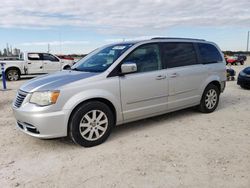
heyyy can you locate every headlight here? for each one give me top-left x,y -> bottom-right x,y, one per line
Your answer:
30,91 -> 60,106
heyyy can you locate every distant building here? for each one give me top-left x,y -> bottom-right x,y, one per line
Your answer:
0,44 -> 21,57
13,48 -> 21,56
3,48 -> 7,56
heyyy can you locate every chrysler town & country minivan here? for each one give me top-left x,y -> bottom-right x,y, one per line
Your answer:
12,38 -> 226,147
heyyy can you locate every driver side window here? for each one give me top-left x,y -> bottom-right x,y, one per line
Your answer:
123,44 -> 162,73
42,54 -> 59,62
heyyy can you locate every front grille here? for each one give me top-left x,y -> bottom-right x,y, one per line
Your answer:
14,90 -> 28,108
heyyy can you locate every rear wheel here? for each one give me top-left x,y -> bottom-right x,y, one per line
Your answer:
69,101 -> 114,147
6,69 -> 20,81
198,84 -> 220,113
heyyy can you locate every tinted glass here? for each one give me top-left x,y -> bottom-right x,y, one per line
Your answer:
72,43 -> 134,72
123,44 -> 162,73
162,43 -> 197,68
198,43 -> 222,64
43,54 -> 59,62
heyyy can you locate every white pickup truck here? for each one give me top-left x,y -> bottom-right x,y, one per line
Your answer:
0,52 -> 74,81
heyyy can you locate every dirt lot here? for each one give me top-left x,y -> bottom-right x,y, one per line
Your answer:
0,61 -> 250,188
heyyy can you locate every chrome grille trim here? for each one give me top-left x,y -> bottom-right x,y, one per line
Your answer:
14,90 -> 28,108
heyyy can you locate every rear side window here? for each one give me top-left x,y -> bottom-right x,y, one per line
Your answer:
162,42 -> 197,68
28,53 -> 42,61
198,43 -> 222,64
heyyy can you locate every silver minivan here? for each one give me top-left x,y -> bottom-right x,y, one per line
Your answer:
13,38 -> 226,147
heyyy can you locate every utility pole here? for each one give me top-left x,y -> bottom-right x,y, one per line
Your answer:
47,43 -> 50,53
247,31 -> 250,52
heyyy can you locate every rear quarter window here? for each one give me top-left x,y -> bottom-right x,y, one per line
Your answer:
198,43 -> 222,64
162,42 -> 197,68
28,53 -> 42,61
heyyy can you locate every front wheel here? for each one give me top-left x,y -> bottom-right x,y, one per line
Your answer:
6,69 -> 20,81
69,101 -> 114,147
198,84 -> 220,113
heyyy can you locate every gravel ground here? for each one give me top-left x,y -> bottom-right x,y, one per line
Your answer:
0,61 -> 249,188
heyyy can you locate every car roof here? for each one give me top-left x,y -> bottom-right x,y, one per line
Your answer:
110,37 -> 209,46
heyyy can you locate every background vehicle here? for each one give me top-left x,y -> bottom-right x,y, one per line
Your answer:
235,54 -> 247,61
13,38 -> 226,147
234,54 -> 246,65
226,67 -> 236,81
237,67 -> 250,89
225,55 -> 238,65
225,55 -> 246,65
56,55 -> 75,63
0,52 -> 73,81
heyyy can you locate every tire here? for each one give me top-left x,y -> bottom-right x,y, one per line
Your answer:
69,101 -> 114,147
198,84 -> 220,113
6,69 -> 20,81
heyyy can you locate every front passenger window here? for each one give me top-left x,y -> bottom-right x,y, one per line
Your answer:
123,44 -> 162,73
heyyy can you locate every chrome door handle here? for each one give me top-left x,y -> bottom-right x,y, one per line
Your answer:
156,75 -> 166,80
170,73 -> 178,78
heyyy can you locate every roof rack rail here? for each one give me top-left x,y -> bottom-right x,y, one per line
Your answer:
151,37 -> 206,41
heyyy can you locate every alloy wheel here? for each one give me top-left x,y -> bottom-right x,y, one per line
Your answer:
79,110 -> 108,141
205,89 -> 218,109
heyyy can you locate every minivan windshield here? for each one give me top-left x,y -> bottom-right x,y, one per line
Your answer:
72,43 -> 134,72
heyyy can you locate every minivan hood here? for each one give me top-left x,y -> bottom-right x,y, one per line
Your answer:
20,70 -> 99,92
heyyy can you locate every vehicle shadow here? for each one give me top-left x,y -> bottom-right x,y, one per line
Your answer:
110,107 -> 197,140
19,76 -> 36,80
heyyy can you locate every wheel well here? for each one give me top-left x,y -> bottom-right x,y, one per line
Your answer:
63,65 -> 71,70
5,67 -> 21,75
208,81 -> 221,92
67,98 -> 117,135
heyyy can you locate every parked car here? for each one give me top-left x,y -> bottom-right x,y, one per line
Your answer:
12,38 -> 226,147
57,55 -> 75,62
235,54 -> 247,61
0,52 -> 74,81
234,54 -> 246,65
237,67 -> 250,89
225,56 -> 238,65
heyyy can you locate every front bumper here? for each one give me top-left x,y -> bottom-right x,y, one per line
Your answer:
13,105 -> 70,139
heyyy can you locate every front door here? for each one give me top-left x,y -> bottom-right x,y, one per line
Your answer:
26,53 -> 44,74
120,43 -> 168,120
42,53 -> 61,73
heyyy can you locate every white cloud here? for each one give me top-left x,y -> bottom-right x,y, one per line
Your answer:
0,0 -> 249,35
20,40 -> 89,46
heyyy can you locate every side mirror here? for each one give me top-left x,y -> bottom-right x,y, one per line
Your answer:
121,62 -> 137,74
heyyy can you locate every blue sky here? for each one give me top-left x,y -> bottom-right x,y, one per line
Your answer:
0,0 -> 249,54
